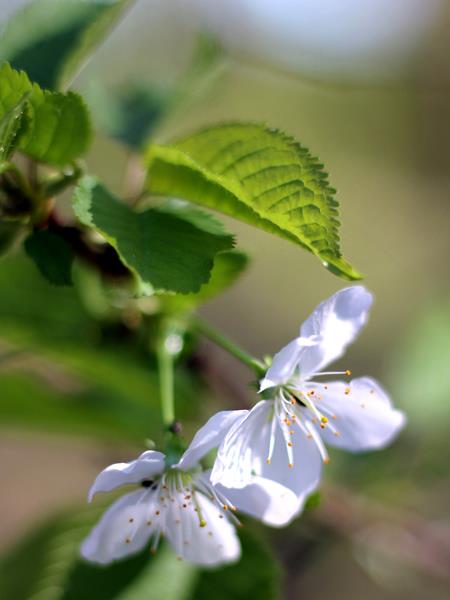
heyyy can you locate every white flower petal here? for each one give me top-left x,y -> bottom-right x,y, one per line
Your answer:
211,400 -> 322,523
260,337 -> 319,390
215,477 -> 302,527
88,451 -> 165,502
81,489 -> 154,564
211,401 -> 272,488
299,286 -> 373,378
176,410 -> 248,472
259,419 -> 322,504
164,489 -> 241,566
315,377 -> 406,451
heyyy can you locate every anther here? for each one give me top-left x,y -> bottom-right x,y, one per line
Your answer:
199,519 -> 207,528
288,463 -> 294,469
266,459 -> 271,464
288,442 -> 293,447
146,520 -> 152,526
155,510 -> 160,516
125,538 -> 131,544
128,518 -> 134,523
321,416 -> 328,424
345,369 -> 352,376
344,388 -> 350,395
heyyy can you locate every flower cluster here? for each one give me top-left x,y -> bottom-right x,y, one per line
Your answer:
81,286 -> 405,566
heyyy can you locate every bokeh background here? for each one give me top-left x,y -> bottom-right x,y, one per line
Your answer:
0,1 -> 449,599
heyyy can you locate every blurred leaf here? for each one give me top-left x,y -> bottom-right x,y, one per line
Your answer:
0,63 -> 92,166
0,0 -> 133,91
389,299 -> 450,433
0,503 -> 279,600
146,122 -> 360,281
24,229 -> 74,286
0,221 -> 22,256
73,176 -> 234,294
162,250 -> 248,314
191,527 -> 280,600
87,81 -> 172,149
0,253 -> 202,441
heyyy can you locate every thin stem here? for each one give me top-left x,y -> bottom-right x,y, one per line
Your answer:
191,316 -> 266,376
156,336 -> 175,428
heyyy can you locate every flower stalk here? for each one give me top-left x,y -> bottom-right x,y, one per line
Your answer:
191,316 -> 266,376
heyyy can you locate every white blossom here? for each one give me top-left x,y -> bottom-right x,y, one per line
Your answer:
211,287 -> 405,520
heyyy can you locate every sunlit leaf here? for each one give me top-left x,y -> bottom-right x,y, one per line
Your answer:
146,122 -> 361,280
73,176 -> 234,295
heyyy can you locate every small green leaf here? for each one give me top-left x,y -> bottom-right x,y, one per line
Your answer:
0,62 -> 92,165
73,176 -> 234,295
24,229 -> 74,286
162,250 -> 249,314
146,122 -> 361,281
18,85 -> 92,166
0,0 -> 133,91
0,63 -> 30,159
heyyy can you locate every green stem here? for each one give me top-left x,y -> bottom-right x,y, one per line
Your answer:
156,336 -> 175,428
191,316 -> 266,376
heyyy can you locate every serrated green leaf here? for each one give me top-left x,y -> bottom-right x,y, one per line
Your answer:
73,176 -> 234,295
0,62 -> 30,159
146,122 -> 361,281
0,0 -> 133,91
0,62 -> 92,165
24,229 -> 74,286
19,85 -> 91,166
162,250 -> 249,314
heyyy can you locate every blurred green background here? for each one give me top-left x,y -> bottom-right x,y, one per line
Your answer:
0,1 -> 449,599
